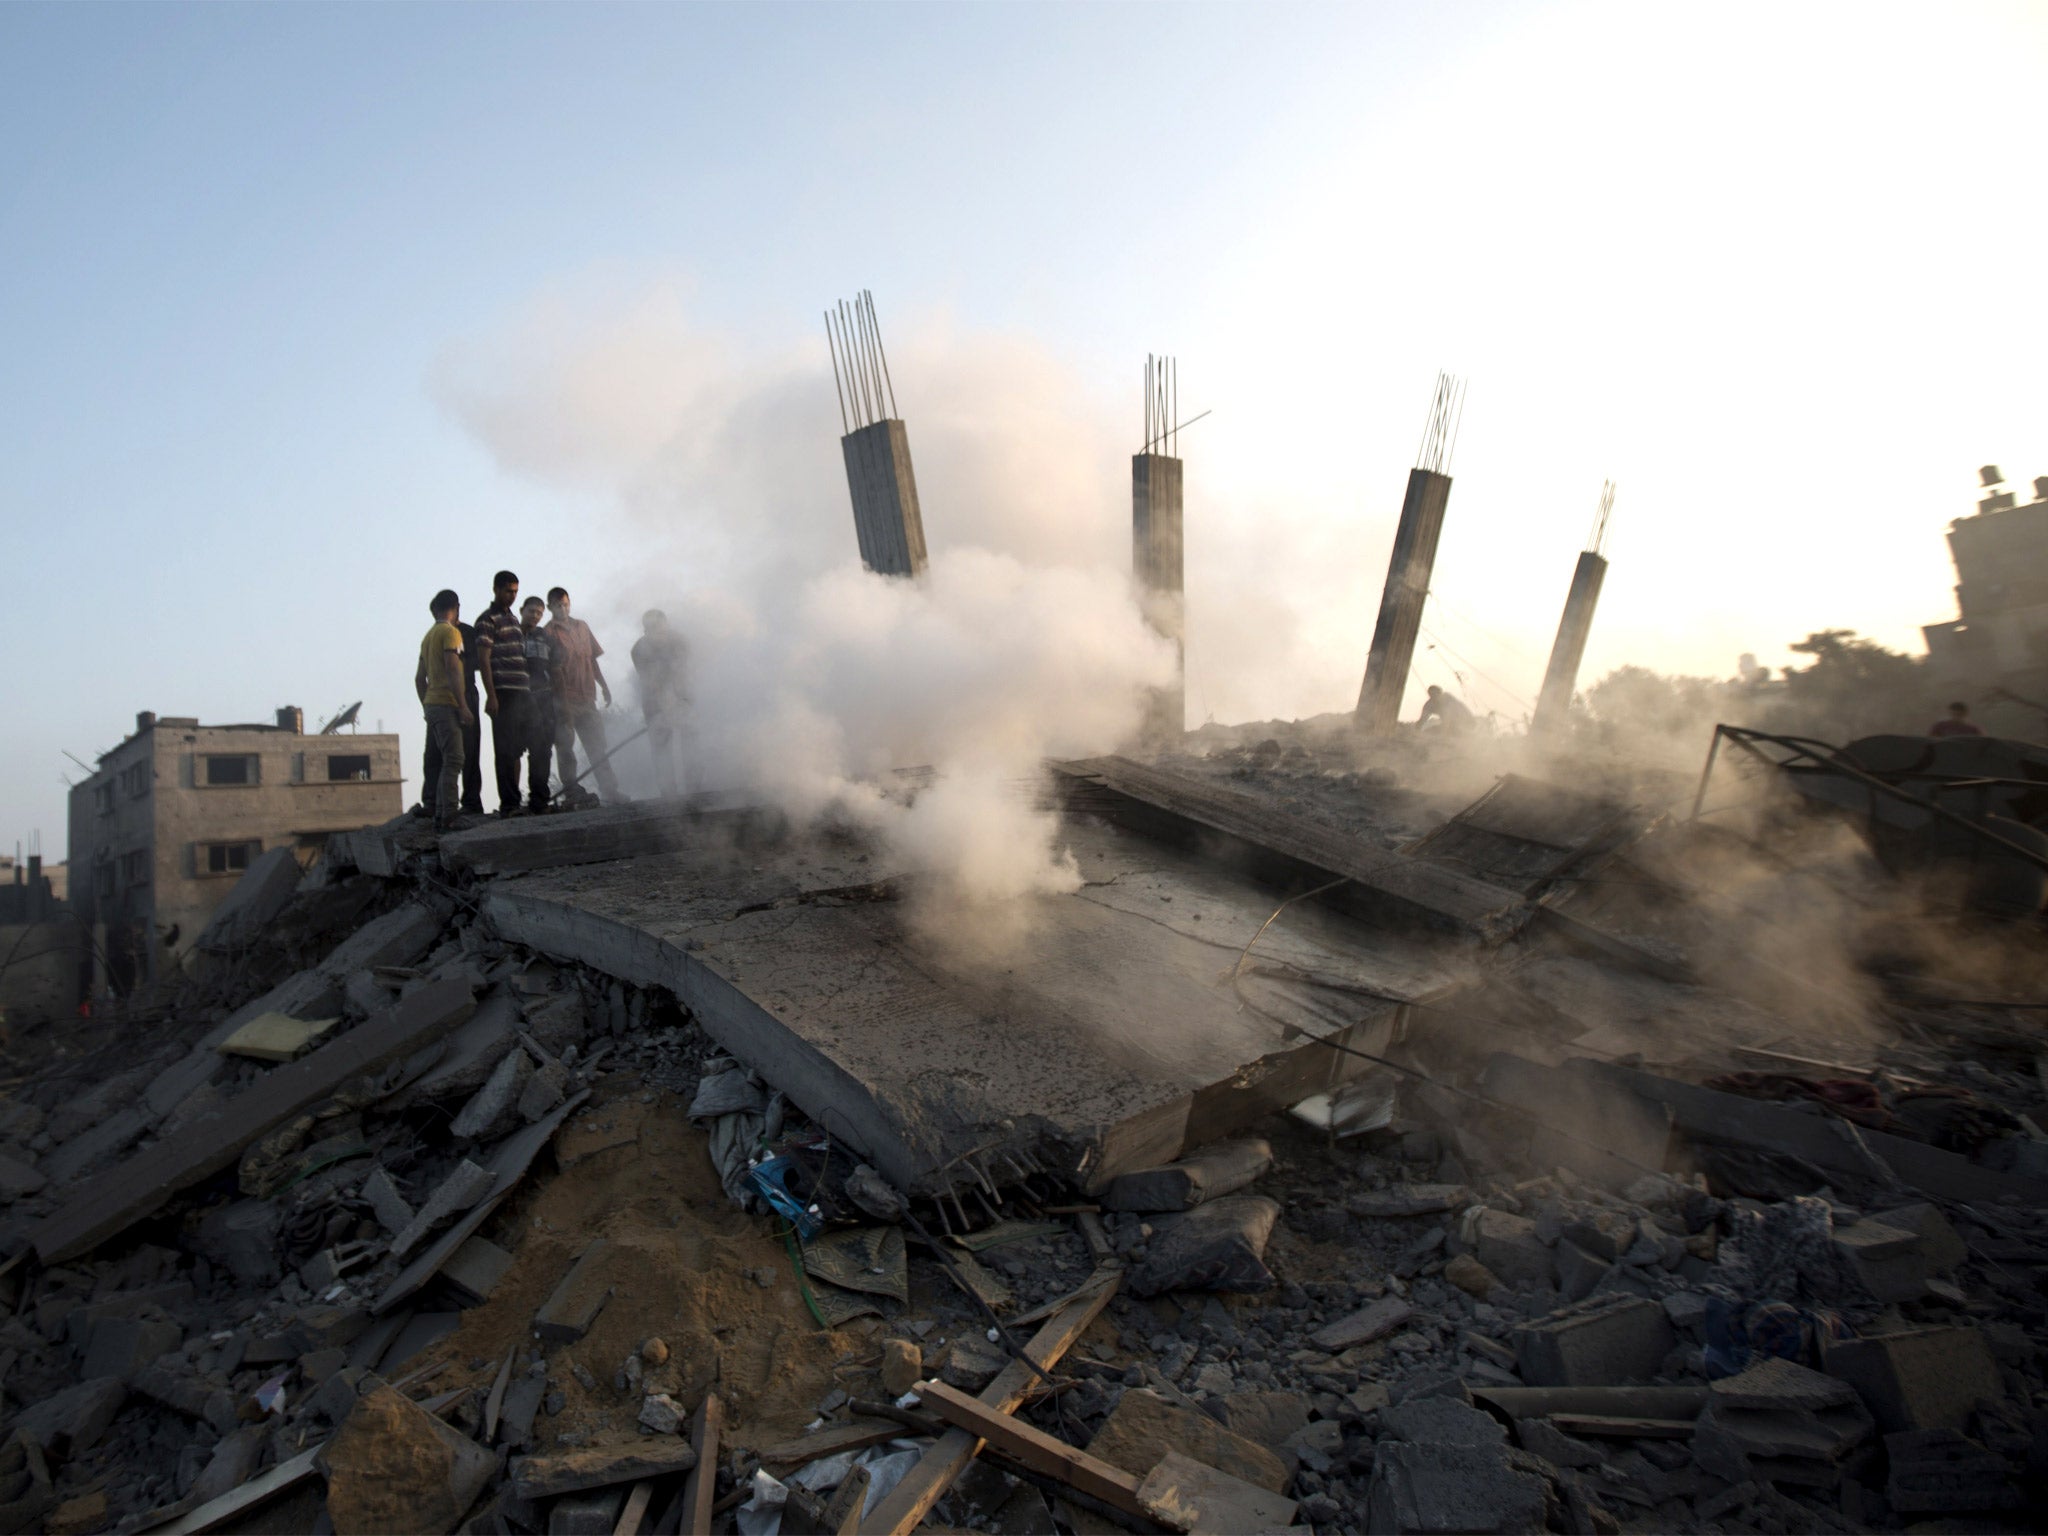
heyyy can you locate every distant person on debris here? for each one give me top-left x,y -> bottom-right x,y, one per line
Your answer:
1930,701 -> 1984,738
475,570 -> 533,816
415,589 -> 474,833
519,595 -> 557,813
1417,684 -> 1475,733
546,586 -> 623,806
631,609 -> 689,798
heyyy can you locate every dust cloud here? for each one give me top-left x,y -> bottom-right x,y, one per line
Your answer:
434,287 -> 1177,949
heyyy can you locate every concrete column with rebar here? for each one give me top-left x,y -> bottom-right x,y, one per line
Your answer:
1133,450 -> 1185,741
828,290 -> 928,578
843,420 -> 928,577
1532,550 -> 1609,734
1356,467 -> 1454,732
1357,375 -> 1465,734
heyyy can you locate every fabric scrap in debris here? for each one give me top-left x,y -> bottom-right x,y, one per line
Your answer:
800,1225 -> 908,1303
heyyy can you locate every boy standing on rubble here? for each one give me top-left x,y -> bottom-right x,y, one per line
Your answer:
415,589 -> 475,833
631,608 -> 689,798
546,586 -> 624,807
474,570 -> 534,816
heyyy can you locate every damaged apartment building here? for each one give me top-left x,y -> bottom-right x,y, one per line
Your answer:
67,707 -> 401,996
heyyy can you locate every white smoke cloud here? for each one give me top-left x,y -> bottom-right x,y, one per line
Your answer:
433,285 -> 1178,944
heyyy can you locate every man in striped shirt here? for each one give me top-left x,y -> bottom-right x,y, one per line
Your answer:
474,569 -> 533,816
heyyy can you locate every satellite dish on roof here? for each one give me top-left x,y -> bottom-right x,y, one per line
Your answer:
318,702 -> 362,735
1980,465 -> 2005,488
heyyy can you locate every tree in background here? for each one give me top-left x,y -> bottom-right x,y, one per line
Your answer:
1577,629 -> 1927,760
1773,629 -> 1925,742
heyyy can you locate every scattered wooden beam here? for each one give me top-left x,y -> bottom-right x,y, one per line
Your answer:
512,1440 -> 698,1501
143,1447 -> 322,1535
612,1478 -> 656,1536
915,1380 -> 1151,1522
679,1392 -> 724,1536
858,1269 -> 1120,1536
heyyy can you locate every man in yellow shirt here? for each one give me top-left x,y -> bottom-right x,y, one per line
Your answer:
415,589 -> 477,832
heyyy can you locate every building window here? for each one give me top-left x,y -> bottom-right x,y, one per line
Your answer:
201,841 -> 262,875
120,762 -> 150,798
203,754 -> 259,786
326,754 -> 373,782
121,849 -> 150,886
96,864 -> 115,900
93,783 -> 115,815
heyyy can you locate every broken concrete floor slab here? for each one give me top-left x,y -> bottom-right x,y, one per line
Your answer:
33,977 -> 479,1263
482,813 -> 1463,1196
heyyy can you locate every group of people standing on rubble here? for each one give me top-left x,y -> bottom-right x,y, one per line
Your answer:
413,572 -> 688,833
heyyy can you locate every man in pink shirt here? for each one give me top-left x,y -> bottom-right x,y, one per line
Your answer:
545,587 -> 625,805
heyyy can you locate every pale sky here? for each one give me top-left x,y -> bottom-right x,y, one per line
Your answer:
5,1 -> 2045,849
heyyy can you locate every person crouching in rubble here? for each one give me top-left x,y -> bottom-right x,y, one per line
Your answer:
1417,683 -> 1476,733
416,589 -> 475,833
1930,700 -> 1984,738
546,586 -> 624,807
631,608 -> 689,798
519,595 -> 557,814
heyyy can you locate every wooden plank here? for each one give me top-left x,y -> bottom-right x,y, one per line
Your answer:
144,1447 -> 322,1535
858,1269 -> 1119,1536
915,1380 -> 1150,1520
512,1440 -> 699,1500
823,1466 -> 871,1536
1051,756 -> 1525,942
758,1419 -> 904,1465
612,1478 -> 655,1536
35,980 -> 477,1263
483,1346 -> 516,1443
679,1391 -> 723,1536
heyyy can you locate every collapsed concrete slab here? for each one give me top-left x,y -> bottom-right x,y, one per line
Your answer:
191,846 -> 302,955
33,978 -> 477,1264
438,795 -> 768,876
482,812 -> 1463,1196
1053,756 -> 1528,944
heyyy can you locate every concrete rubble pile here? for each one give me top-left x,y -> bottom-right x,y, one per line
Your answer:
0,747 -> 2045,1536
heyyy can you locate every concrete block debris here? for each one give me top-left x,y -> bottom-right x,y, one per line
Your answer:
1883,1428 -> 2023,1514
1515,1295 -> 1674,1388
1127,1195 -> 1280,1296
1087,1387 -> 1291,1493
389,1157 -> 495,1259
533,1239 -> 612,1344
1823,1325 -> 2003,1432
318,1384 -> 496,1535
1102,1137 -> 1273,1213
1698,1357 -> 1873,1486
